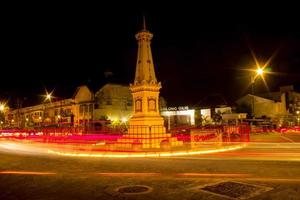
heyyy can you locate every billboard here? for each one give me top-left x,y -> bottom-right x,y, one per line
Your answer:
190,129 -> 222,148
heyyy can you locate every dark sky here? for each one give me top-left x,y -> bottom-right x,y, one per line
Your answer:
1,2 -> 300,108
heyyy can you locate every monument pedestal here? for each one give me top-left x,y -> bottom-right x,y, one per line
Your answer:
117,125 -> 182,149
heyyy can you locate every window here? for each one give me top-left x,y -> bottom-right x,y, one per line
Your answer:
65,109 -> 72,115
148,98 -> 156,112
106,97 -> 112,105
89,104 -> 93,113
135,99 -> 142,112
84,105 -> 88,113
79,105 -> 84,114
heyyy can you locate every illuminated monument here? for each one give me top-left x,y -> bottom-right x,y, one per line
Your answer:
128,18 -> 165,133
118,18 -> 181,149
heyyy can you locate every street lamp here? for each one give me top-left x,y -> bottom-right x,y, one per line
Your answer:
43,90 -> 54,127
45,93 -> 52,102
0,104 -> 4,128
0,104 -> 4,111
0,103 -> 8,128
251,67 -> 264,118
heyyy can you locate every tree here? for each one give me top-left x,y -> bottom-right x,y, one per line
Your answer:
194,108 -> 202,126
212,111 -> 222,124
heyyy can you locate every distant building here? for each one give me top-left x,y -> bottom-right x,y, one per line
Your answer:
4,85 -> 94,129
93,83 -> 167,125
160,105 -> 236,129
235,85 -> 300,127
259,85 -> 300,115
236,94 -> 287,119
94,83 -> 132,123
161,106 -> 195,130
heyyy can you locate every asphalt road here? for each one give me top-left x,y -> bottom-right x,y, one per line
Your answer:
0,133 -> 300,200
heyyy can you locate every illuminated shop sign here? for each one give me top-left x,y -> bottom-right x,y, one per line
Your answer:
162,106 -> 189,111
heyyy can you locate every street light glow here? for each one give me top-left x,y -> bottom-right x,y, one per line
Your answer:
46,94 -> 51,100
44,90 -> 54,102
0,104 -> 4,111
257,68 -> 264,75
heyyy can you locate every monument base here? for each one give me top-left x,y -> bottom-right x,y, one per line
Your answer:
116,124 -> 183,149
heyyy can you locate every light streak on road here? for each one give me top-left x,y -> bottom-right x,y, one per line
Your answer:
0,141 -> 49,155
0,171 -> 56,175
95,172 -> 161,177
175,173 -> 251,177
47,144 -> 247,158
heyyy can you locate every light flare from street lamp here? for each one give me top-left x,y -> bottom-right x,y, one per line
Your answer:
43,89 -> 54,102
257,68 -> 264,75
46,94 -> 51,100
0,104 -> 4,111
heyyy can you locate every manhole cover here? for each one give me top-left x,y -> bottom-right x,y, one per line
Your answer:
196,181 -> 272,199
116,185 -> 152,195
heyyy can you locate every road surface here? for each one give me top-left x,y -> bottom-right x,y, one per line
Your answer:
0,133 -> 300,200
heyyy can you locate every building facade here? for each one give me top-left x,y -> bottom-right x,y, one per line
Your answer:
236,94 -> 287,119
94,83 -> 132,123
4,85 -> 94,129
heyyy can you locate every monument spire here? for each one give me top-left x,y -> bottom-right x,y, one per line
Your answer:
122,19 -> 182,149
134,17 -> 157,84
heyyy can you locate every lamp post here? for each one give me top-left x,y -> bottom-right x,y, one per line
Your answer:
0,103 -> 5,128
43,91 -> 53,127
251,68 -> 264,119
0,103 -> 9,128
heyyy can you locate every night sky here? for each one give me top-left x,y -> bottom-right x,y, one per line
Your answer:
1,3 -> 300,108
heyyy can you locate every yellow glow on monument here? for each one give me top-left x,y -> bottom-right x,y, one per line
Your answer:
121,117 -> 127,123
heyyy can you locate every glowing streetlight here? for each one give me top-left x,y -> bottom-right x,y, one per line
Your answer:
43,89 -> 54,103
45,93 -> 52,102
250,67 -> 265,119
0,104 -> 4,111
256,68 -> 264,76
43,89 -> 54,125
